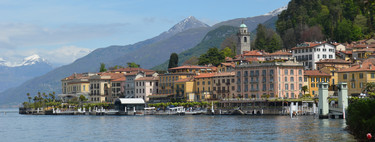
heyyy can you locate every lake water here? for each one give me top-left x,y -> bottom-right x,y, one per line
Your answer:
0,109 -> 355,142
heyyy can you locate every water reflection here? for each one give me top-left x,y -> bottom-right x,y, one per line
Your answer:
0,111 -> 355,142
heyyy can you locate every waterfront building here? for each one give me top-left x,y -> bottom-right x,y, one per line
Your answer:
89,73 -> 124,102
303,70 -> 332,97
265,50 -> 292,61
134,76 -> 159,102
60,73 -> 96,101
194,73 -> 215,101
235,60 -> 304,99
236,22 -> 251,55
315,59 -> 351,90
109,76 -> 125,102
338,58 -> 375,96
157,72 -> 195,95
124,71 -> 158,98
212,72 -> 236,100
292,42 -> 336,70
242,50 -> 267,61
114,98 -> 145,112
217,62 -> 235,72
174,77 -> 195,101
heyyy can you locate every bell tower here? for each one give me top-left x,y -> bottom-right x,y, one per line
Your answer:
236,21 -> 251,55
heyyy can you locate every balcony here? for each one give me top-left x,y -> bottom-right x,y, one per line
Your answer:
216,83 -> 221,86
225,82 -> 230,86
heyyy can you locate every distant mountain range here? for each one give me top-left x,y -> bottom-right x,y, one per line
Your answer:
0,7 -> 285,106
0,55 -> 52,92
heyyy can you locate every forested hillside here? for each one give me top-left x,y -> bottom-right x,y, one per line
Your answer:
277,0 -> 375,48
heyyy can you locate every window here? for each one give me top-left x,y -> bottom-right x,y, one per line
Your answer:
270,84 -> 274,90
360,73 -> 363,79
197,82 -> 200,85
317,54 -> 320,59
244,37 -> 247,42
285,84 -> 289,90
372,73 -> 375,78
285,77 -> 287,82
360,82 -> 363,88
299,84 -> 302,90
290,70 -> 294,75
309,55 -> 312,60
343,74 -> 347,79
311,83 -> 315,87
299,70 -> 302,75
202,81 -> 205,85
329,55 -> 333,58
312,77 -> 315,82
285,70 -> 288,75
291,84 -> 294,90
290,77 -> 294,82
352,82 -> 355,88
208,81 -> 211,85
262,84 -> 266,91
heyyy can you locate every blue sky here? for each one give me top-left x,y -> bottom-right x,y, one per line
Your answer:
0,0 -> 290,66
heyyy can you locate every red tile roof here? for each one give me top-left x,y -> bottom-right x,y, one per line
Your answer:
291,42 -> 328,50
243,50 -> 263,56
340,51 -> 352,54
175,77 -> 194,82
267,50 -> 292,56
169,65 -> 211,70
304,70 -> 330,76
110,67 -> 154,73
220,62 -> 235,68
356,48 -> 375,52
338,58 -> 375,72
111,77 -> 126,82
194,73 -> 215,79
353,44 -> 375,49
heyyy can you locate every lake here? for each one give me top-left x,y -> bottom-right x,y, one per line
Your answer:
0,109 -> 355,142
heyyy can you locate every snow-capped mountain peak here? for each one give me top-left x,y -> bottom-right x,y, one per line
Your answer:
166,16 -> 210,34
264,6 -> 287,16
21,54 -> 48,66
0,54 -> 49,67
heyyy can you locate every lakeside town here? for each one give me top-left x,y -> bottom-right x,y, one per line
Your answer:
20,23 -> 374,117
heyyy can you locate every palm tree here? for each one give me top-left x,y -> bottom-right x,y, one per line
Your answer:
301,85 -> 309,95
27,93 -> 31,103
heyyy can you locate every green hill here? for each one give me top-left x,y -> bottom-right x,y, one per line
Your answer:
152,25 -> 238,71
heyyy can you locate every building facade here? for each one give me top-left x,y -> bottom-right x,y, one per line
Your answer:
338,59 -> 375,96
304,70 -> 332,97
194,73 -> 214,101
135,76 -> 159,102
292,42 -> 336,70
235,60 -> 304,99
212,72 -> 236,100
89,73 -> 124,102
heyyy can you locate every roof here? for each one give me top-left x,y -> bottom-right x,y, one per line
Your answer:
353,44 -> 375,49
225,57 -> 233,62
291,42 -> 330,50
240,23 -> 247,28
243,50 -> 263,56
148,94 -> 174,98
315,59 -> 351,64
220,62 -> 235,68
135,76 -> 159,81
338,58 -> 375,72
111,67 -> 154,73
62,73 -> 93,80
304,70 -> 330,76
116,98 -> 145,104
168,65 -> 212,70
111,77 -> 126,82
267,50 -> 292,56
194,73 -> 215,79
340,51 -> 352,55
356,48 -> 375,52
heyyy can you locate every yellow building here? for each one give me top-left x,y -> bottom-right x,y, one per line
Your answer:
61,73 -> 94,95
338,58 -> 375,96
157,72 -> 195,95
174,77 -> 195,102
316,59 -> 351,90
304,70 -> 332,97
194,73 -> 215,101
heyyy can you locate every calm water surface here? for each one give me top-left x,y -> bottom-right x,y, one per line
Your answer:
0,108 -> 355,142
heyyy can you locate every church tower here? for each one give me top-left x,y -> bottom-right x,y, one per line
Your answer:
236,22 -> 251,55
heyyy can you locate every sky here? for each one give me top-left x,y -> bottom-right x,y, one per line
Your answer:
0,0 -> 290,67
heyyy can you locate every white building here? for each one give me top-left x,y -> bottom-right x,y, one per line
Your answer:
134,76 -> 159,102
291,42 -> 336,70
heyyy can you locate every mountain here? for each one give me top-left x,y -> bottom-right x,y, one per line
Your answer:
0,7 -> 285,106
0,16 -> 211,106
0,55 -> 52,92
263,6 -> 287,16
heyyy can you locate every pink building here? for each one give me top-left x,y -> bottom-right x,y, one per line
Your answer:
235,60 -> 304,99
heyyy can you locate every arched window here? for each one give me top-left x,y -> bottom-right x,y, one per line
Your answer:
244,37 -> 247,42
244,30 -> 247,33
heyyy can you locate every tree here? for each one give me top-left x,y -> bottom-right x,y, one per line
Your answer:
27,93 -> 31,103
363,82 -> 375,94
301,85 -> 309,95
198,47 -> 225,66
220,47 -> 235,58
220,35 -> 237,55
254,24 -> 283,52
127,62 -> 140,68
100,63 -> 107,72
168,53 -> 179,69
79,95 -> 88,102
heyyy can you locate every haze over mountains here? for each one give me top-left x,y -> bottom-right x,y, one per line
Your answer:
0,7 -> 285,106
0,55 -> 52,92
